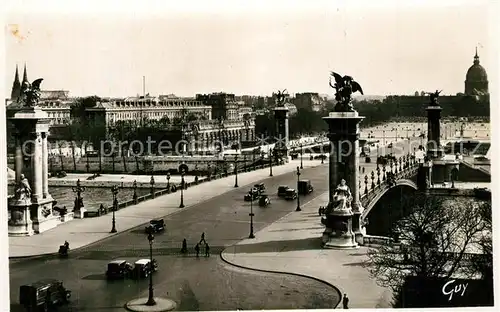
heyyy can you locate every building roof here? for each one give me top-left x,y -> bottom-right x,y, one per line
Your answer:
466,49 -> 488,82
40,90 -> 70,100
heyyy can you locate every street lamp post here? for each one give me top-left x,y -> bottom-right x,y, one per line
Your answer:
132,180 -> 138,204
234,154 -> 239,187
150,175 -> 155,199
146,227 -> 156,306
252,150 -> 256,171
72,179 -> 85,213
269,148 -> 273,176
296,166 -> 301,211
179,169 -> 185,208
166,171 -> 171,191
110,185 -> 119,233
300,144 -> 303,169
249,195 -> 255,239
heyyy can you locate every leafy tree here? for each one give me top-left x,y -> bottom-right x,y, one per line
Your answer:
366,193 -> 490,299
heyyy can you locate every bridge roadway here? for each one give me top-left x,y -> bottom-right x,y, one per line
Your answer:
9,165 -> 340,311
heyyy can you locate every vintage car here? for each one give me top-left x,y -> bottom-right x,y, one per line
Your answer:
19,279 -> 71,312
106,260 -> 133,280
258,194 -> 271,207
284,188 -> 298,200
277,185 -> 289,197
244,188 -> 260,201
297,180 -> 314,195
146,219 -> 165,233
253,183 -> 266,194
132,259 -> 158,279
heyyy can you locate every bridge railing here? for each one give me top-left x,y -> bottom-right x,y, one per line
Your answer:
359,153 -> 420,205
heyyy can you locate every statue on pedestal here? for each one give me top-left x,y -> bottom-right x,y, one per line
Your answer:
19,78 -> 44,107
14,174 -> 32,202
329,72 -> 364,112
275,89 -> 288,107
328,179 -> 353,212
427,90 -> 442,106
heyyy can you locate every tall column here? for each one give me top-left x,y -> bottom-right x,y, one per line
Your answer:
14,134 -> 23,183
322,111 -> 364,249
274,107 -> 290,159
32,132 -> 43,200
42,132 -> 49,198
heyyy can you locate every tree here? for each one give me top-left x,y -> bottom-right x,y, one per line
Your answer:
366,194 -> 490,296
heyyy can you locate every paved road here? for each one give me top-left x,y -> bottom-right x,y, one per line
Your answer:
10,165 -> 338,311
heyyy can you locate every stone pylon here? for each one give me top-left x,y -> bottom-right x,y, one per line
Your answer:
274,106 -> 290,161
8,105 -> 58,236
321,111 -> 364,248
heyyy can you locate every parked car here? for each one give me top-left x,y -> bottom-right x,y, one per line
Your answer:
244,188 -> 260,201
132,259 -> 158,279
146,219 -> 165,233
313,154 -> 327,160
258,194 -> 271,207
277,185 -> 289,197
284,188 -> 298,200
253,183 -> 265,194
106,260 -> 133,280
19,279 -> 71,312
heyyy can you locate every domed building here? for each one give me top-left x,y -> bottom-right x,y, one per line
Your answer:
464,48 -> 489,95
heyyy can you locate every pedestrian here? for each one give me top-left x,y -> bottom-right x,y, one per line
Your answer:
205,243 -> 210,257
181,238 -> 187,254
200,232 -> 205,244
195,243 -> 200,257
343,293 -> 349,309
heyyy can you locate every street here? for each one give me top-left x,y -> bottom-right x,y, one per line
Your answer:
9,165 -> 340,311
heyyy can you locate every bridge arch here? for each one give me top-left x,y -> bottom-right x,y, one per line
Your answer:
360,179 -> 418,236
361,179 -> 418,220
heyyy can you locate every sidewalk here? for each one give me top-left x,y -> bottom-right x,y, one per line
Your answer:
221,191 -> 393,309
9,159 -> 321,258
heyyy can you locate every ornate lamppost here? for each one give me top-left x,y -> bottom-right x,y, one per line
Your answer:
132,180 -> 138,204
110,185 -> 119,233
72,178 -> 85,213
179,169 -> 185,208
166,171 -> 171,191
234,154 -> 239,187
150,175 -> 155,199
145,226 -> 156,306
269,148 -> 273,176
249,194 -> 255,239
300,143 -> 303,169
296,166 -> 301,211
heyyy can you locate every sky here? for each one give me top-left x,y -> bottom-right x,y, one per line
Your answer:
3,0 -> 497,98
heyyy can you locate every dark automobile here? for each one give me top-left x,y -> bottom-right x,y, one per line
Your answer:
244,188 -> 260,201
19,279 -> 71,312
132,259 -> 158,279
277,185 -> 289,197
258,194 -> 271,207
284,188 -> 298,200
254,183 -> 265,194
106,260 -> 133,280
313,154 -> 327,160
297,180 -> 314,195
146,218 -> 165,233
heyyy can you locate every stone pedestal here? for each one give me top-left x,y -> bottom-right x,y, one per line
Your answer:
321,207 -> 358,249
274,107 -> 290,160
60,212 -> 74,223
73,208 -> 87,219
31,196 -> 58,234
322,111 -> 364,248
8,199 -> 34,236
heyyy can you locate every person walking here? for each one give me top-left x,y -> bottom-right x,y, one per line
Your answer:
343,293 -> 349,309
195,243 -> 200,257
205,243 -> 210,257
